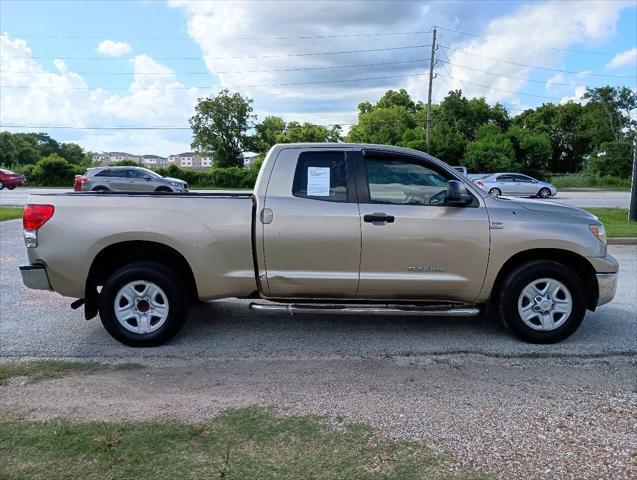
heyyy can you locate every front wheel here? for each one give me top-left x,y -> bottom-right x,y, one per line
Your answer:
537,187 -> 551,198
98,261 -> 188,346
0,180 -> 4,190
497,261 -> 586,343
7,185 -> 15,190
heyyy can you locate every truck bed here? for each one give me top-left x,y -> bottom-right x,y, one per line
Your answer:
26,192 -> 258,300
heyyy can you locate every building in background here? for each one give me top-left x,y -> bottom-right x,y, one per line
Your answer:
142,155 -> 168,167
167,152 -> 212,169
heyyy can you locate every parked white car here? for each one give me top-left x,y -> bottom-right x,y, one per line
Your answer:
474,173 -> 557,198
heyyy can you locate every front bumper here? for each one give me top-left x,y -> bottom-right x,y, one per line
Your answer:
596,272 -> 618,307
19,264 -> 52,290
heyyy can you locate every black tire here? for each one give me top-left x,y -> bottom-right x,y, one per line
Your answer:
91,186 -> 109,192
497,260 -> 586,344
98,261 -> 188,347
537,187 -> 551,198
7,185 -> 15,190
154,186 -> 172,192
488,187 -> 501,197
0,180 -> 4,190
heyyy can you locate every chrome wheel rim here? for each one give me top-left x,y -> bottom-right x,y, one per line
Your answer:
489,188 -> 500,197
114,280 -> 169,334
518,278 -> 572,331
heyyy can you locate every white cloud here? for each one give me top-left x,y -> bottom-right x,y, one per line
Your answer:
97,39 -> 133,57
420,1 -> 629,104
0,33 -> 199,155
560,85 -> 588,104
606,47 -> 637,69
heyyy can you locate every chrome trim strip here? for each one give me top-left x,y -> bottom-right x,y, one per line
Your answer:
19,264 -> 52,291
250,303 -> 480,317
596,273 -> 618,307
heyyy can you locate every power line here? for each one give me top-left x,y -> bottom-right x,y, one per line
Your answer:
434,25 -> 614,55
3,44 -> 432,61
438,59 -> 583,86
439,45 -> 637,78
436,72 -> 561,100
6,30 -> 432,41
1,71 -> 431,90
1,58 -> 427,76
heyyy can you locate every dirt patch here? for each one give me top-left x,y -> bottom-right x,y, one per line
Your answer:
1,355 -> 635,480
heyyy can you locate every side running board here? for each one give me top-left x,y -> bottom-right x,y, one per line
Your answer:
249,303 -> 480,317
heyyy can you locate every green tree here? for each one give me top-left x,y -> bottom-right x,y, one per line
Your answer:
506,125 -> 551,175
254,116 -> 287,154
279,121 -> 341,144
464,124 -> 517,173
190,89 -> 255,168
585,141 -> 634,178
30,154 -> 81,186
582,86 -> 637,141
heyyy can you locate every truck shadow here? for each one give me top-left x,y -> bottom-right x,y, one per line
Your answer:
170,299 -> 514,354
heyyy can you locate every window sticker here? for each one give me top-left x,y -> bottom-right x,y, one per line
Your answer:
307,167 -> 331,196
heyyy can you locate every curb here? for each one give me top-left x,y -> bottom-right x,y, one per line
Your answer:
607,237 -> 637,245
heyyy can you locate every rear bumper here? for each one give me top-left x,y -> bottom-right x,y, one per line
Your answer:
596,273 -> 618,307
19,264 -> 52,290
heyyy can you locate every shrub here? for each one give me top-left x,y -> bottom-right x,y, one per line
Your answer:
585,141 -> 633,178
24,154 -> 84,186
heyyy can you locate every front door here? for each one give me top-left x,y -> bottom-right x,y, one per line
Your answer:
262,148 -> 361,298
356,151 -> 490,302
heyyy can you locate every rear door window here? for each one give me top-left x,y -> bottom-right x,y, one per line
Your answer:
292,151 -> 349,202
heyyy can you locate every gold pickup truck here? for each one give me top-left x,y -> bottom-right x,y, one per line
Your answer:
20,143 -> 618,346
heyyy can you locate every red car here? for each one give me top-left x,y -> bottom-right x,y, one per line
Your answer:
0,168 -> 27,190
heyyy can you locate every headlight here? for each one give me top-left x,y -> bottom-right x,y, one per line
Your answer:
169,182 -> 180,187
589,224 -> 606,245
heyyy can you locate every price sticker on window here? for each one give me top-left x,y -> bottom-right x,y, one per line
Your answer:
307,167 -> 330,196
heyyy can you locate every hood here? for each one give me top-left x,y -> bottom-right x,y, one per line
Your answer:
509,197 -> 598,221
164,177 -> 187,184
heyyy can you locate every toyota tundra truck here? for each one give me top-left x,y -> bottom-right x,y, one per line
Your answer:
19,143 -> 618,346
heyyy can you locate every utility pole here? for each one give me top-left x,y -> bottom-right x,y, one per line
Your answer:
425,27 -> 437,150
630,136 -> 637,221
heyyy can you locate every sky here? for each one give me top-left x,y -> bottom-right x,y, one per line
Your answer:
1,0 -> 636,156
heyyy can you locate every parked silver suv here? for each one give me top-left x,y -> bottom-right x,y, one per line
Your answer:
474,173 -> 557,198
75,166 -> 188,192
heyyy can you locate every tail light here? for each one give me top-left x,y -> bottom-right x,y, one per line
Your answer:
23,204 -> 54,248
74,175 -> 88,191
475,180 -> 484,188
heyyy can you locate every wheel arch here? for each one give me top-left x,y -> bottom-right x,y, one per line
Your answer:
491,248 -> 598,311
84,240 -> 198,319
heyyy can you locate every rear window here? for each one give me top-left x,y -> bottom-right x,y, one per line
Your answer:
292,151 -> 348,202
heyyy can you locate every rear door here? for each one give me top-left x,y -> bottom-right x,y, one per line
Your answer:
261,147 -> 361,298
356,150 -> 490,301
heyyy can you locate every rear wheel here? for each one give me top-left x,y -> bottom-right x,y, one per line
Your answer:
488,187 -> 501,197
98,261 -> 188,347
0,180 -> 4,190
497,261 -> 586,343
537,187 -> 551,198
91,186 -> 109,192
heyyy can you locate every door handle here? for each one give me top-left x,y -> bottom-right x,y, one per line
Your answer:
364,212 -> 395,223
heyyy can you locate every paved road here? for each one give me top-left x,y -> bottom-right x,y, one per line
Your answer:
0,187 -> 631,208
1,218 -> 635,359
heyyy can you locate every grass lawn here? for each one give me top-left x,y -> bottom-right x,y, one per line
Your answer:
0,207 -> 22,222
0,407 -> 490,480
0,360 -> 99,385
586,208 -> 637,238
